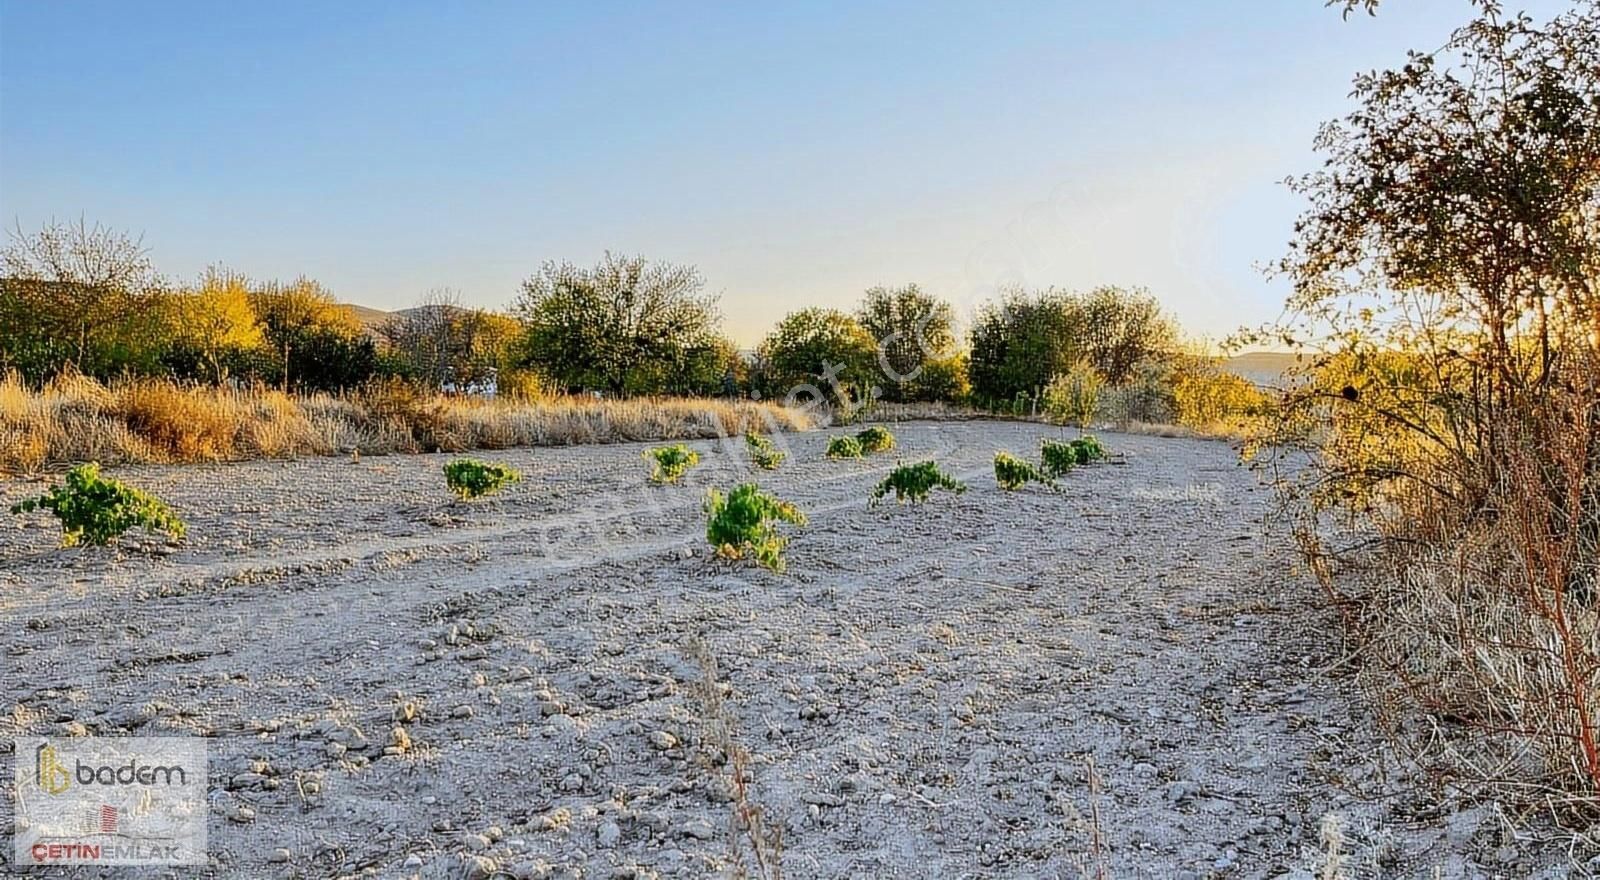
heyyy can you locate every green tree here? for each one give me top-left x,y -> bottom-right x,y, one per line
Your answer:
855,283 -> 960,401
1074,286 -> 1179,385
756,308 -> 877,407
968,285 -> 1178,402
249,277 -> 372,391
513,253 -> 721,396
967,288 -> 1079,404
643,334 -> 744,397
0,219 -> 167,380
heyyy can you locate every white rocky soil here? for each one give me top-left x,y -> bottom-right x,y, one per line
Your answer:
0,421 -> 1576,878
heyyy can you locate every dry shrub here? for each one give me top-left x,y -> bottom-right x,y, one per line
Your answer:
118,381 -> 241,461
356,378 -> 447,452
1336,360 -> 1600,807
237,388 -> 330,458
497,367 -> 560,402
1,370 -> 153,471
0,372 -> 814,471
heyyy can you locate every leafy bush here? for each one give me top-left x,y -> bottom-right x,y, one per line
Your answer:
1172,370 -> 1269,429
993,451 -> 1054,491
443,458 -> 521,499
871,461 -> 966,505
1040,436 -> 1108,477
704,483 -> 808,572
855,425 -> 896,454
1100,359 -> 1177,424
826,435 -> 864,459
1040,439 -> 1077,477
744,432 -> 786,470
12,462 -> 186,547
1042,361 -> 1104,428
645,443 -> 701,484
1071,435 -> 1106,462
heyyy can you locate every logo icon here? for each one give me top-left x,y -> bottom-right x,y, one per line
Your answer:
36,742 -> 71,795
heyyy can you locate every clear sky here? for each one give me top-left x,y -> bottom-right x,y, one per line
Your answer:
0,1 -> 1573,345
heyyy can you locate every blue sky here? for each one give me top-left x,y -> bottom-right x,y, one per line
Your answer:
0,1 -> 1572,344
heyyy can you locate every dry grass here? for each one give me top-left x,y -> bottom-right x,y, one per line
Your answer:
1109,418 -> 1258,442
1283,349 -> 1600,823
0,372 -> 815,473
1334,388 -> 1600,814
854,401 -> 1253,442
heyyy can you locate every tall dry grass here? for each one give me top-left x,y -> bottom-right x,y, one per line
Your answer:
1326,365 -> 1600,812
0,372 -> 814,473
1273,344 -> 1600,819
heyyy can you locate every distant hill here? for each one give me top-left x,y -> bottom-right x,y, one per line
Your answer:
345,303 -> 396,331
1222,351 -> 1303,388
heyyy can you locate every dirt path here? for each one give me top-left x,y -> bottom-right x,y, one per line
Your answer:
0,421 -> 1547,878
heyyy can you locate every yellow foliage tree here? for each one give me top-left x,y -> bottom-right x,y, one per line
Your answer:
248,277 -> 363,391
1171,369 -> 1267,431
171,266 -> 264,383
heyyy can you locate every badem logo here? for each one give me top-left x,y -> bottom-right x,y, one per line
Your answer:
15,736 -> 207,866
34,741 -> 189,795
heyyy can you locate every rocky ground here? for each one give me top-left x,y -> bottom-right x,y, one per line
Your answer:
0,421 -> 1585,878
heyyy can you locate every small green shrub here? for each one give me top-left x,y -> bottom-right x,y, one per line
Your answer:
12,462 -> 186,547
444,458 -> 521,499
871,461 -> 966,505
826,435 -> 864,459
645,443 -> 701,484
1040,436 -> 1108,478
1070,435 -> 1107,463
993,451 -> 1054,491
1039,439 -> 1077,477
744,433 -> 786,470
705,483 -> 808,572
855,426 -> 896,454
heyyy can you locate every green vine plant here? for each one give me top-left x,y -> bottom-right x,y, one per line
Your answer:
826,435 -> 864,460
871,461 -> 966,505
744,433 -> 786,470
994,451 -> 1055,491
1071,435 -> 1107,462
12,462 -> 186,547
704,483 -> 808,572
1040,440 -> 1076,478
443,458 -> 521,499
855,426 -> 896,454
646,443 -> 701,484
1041,436 -> 1107,477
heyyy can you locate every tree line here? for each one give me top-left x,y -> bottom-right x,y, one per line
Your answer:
1,222 -> 1189,408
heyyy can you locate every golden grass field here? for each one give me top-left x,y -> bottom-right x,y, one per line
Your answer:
0,372 -> 815,473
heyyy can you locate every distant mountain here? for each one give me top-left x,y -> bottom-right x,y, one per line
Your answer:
1222,351 -> 1303,388
345,303 -> 397,331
